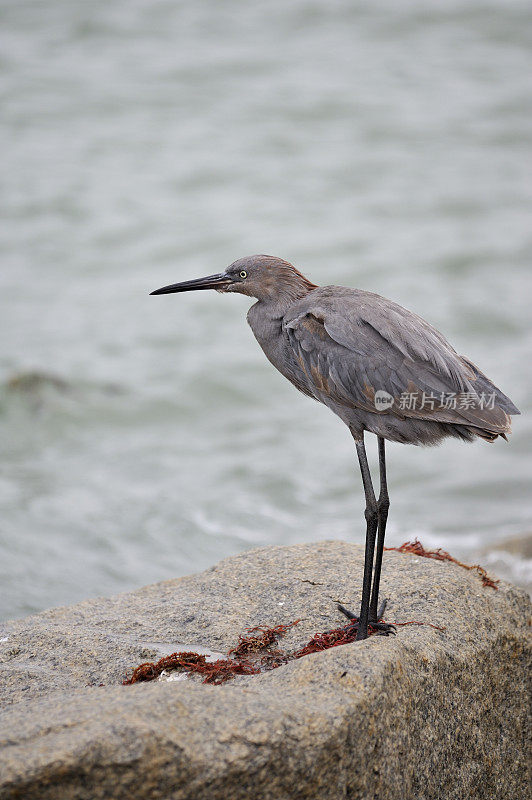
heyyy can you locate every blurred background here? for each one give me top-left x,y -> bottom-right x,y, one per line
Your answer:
1,0 -> 531,620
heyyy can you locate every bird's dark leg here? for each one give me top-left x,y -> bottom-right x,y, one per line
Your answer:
369,436 -> 390,622
353,437 -> 378,640
338,434 -> 395,640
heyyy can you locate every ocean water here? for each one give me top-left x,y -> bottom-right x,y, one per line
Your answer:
1,0 -> 531,620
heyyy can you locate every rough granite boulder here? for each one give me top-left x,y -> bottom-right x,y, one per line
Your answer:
0,541 -> 530,800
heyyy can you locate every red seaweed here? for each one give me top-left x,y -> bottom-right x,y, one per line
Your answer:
123,615 -> 443,686
123,621 -> 298,686
123,651 -> 260,685
228,621 -> 300,658
385,538 -> 499,589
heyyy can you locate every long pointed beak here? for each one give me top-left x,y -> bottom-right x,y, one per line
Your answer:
150,272 -> 232,295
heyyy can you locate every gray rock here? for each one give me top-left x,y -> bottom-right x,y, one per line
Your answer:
0,541 -> 530,800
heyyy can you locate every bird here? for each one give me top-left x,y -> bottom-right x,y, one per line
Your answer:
151,254 -> 520,640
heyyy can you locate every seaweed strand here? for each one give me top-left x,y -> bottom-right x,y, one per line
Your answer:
384,538 -> 499,589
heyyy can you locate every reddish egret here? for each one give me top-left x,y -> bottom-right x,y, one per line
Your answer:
151,255 -> 519,640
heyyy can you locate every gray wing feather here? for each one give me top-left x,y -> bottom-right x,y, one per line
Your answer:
283,292 -> 517,432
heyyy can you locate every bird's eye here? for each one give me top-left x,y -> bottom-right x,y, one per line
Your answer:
239,270 -> 247,279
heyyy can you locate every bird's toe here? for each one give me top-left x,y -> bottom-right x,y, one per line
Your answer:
337,603 -> 396,637
371,621 -> 396,636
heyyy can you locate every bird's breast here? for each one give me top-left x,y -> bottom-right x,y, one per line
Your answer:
248,313 -> 317,403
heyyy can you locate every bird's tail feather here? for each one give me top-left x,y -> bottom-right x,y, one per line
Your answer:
460,356 -> 520,415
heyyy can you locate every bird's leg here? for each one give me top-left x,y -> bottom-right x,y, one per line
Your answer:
369,436 -> 390,623
338,434 -> 395,640
353,437 -> 378,640
336,436 -> 378,641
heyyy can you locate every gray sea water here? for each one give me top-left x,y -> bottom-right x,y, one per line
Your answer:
1,0 -> 531,620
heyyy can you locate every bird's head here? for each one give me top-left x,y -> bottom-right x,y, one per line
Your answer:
150,255 -> 317,304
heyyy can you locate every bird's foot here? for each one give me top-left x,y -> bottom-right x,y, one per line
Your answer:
337,601 -> 396,637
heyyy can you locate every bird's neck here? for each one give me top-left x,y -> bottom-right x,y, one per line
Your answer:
257,269 -> 318,315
